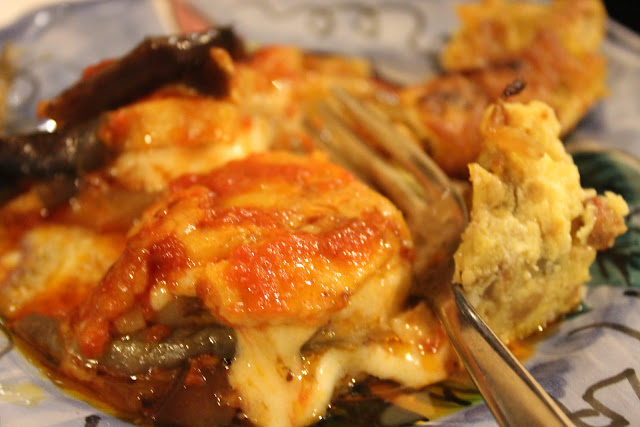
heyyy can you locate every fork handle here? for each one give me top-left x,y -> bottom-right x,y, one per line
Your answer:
435,284 -> 576,427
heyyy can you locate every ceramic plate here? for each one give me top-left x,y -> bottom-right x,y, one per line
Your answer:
1,1 -> 640,425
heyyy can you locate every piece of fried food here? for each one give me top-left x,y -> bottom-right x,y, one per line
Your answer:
401,0 -> 607,177
453,101 -> 628,342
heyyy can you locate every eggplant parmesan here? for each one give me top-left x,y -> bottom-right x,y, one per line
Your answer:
0,0 -> 629,426
62,150 -> 457,426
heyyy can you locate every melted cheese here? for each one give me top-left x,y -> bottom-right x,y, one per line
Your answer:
230,303 -> 452,427
225,239 -> 450,427
0,226 -> 123,319
99,94 -> 273,192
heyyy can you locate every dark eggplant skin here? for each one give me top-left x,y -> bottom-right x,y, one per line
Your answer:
10,313 -> 241,425
0,27 -> 243,202
0,119 -> 107,180
0,119 -> 108,204
99,326 -> 236,376
38,26 -> 244,130
10,313 -> 64,363
12,312 -> 236,376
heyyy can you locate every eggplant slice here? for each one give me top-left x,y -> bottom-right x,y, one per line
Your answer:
38,26 -> 244,130
12,313 -> 236,376
0,26 -> 243,202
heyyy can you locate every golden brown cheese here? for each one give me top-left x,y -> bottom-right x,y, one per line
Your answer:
400,0 -> 607,177
453,101 -> 628,342
440,0 -> 606,70
72,151 -> 411,348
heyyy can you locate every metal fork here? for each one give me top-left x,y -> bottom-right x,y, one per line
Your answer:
305,87 -> 575,427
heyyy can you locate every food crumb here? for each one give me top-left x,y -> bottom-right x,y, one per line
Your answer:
85,414 -> 101,427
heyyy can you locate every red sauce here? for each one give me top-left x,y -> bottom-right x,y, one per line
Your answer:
222,211 -> 392,319
148,235 -> 193,281
198,205 -> 284,230
170,152 -> 354,199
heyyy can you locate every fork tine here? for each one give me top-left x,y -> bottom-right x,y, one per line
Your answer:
331,87 -> 469,223
305,92 -> 465,276
304,102 -> 426,217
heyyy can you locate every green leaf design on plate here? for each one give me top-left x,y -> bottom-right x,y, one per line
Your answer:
572,148 -> 640,206
321,380 -> 479,426
318,381 -> 418,427
571,147 -> 640,287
